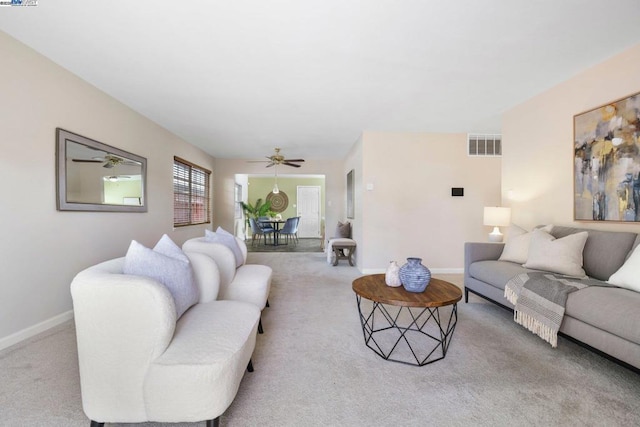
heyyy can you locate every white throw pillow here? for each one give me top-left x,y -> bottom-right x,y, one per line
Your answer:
607,245 -> 640,292
499,224 -> 553,264
154,233 -> 190,263
205,227 -> 244,268
123,236 -> 199,318
523,229 -> 588,278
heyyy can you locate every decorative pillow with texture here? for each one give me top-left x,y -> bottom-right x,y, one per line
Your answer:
205,227 -> 244,268
523,229 -> 588,278
123,237 -> 198,318
607,245 -> 640,292
154,233 -> 190,263
335,221 -> 351,238
499,224 -> 553,264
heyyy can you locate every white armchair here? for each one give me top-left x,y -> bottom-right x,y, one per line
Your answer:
182,236 -> 272,332
70,251 -> 260,426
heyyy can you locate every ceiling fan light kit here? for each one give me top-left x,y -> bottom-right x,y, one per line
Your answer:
248,147 -> 305,168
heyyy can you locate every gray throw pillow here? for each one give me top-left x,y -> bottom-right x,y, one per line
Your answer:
124,236 -> 199,318
335,221 -> 351,238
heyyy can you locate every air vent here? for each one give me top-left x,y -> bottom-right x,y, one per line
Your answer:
468,134 -> 502,157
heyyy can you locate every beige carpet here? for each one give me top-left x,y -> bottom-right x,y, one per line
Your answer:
1,252 -> 639,426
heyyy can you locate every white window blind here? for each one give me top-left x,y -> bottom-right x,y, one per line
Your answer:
173,157 -> 211,227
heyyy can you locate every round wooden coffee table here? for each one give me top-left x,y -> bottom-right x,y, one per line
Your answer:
352,274 -> 462,366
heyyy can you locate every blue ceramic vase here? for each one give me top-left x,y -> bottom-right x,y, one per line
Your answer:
399,257 -> 431,292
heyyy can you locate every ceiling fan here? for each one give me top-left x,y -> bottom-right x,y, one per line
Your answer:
249,148 -> 305,168
72,154 -> 139,169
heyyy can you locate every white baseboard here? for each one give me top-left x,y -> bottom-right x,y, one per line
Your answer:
0,310 -> 74,352
361,268 -> 464,275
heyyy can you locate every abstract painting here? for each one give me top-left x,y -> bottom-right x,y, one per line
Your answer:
574,91 -> 640,222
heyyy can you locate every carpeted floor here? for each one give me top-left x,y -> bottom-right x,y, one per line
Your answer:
1,252 -> 639,426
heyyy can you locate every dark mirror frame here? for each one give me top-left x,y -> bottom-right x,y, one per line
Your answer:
56,128 -> 148,212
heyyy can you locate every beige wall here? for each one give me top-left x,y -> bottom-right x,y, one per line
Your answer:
360,132 -> 501,273
343,135 -> 363,266
0,31 -> 215,348
503,43 -> 640,231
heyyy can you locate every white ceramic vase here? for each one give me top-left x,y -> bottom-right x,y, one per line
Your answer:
385,261 -> 402,287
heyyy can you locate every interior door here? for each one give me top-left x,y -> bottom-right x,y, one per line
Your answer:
296,186 -> 321,238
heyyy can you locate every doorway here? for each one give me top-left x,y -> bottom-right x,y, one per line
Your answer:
297,185 -> 321,238
237,174 -> 325,250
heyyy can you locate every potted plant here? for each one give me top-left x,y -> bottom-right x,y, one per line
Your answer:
240,199 -> 273,234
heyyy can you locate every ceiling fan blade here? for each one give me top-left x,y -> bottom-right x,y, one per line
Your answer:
265,162 -> 276,168
72,159 -> 102,163
283,162 -> 302,168
103,163 -> 115,169
247,160 -> 270,163
283,159 -> 305,163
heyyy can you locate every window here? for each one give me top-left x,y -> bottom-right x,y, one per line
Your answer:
173,157 -> 211,227
468,134 -> 502,156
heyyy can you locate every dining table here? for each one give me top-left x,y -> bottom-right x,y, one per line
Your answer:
259,219 -> 286,246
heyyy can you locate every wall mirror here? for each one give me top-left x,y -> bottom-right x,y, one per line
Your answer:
56,128 -> 147,212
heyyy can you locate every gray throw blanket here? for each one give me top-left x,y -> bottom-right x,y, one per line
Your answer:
504,273 -> 608,347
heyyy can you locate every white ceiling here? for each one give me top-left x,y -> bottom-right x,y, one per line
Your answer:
2,1 -> 640,160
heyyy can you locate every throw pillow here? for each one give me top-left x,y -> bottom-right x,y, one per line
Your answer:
499,224 -> 553,264
123,237 -> 199,318
607,244 -> 640,292
335,221 -> 351,238
523,229 -> 589,278
154,233 -> 190,263
204,227 -> 244,268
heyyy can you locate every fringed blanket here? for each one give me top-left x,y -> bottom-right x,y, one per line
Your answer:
504,273 -> 607,347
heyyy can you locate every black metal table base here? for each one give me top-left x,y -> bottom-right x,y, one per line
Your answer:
356,295 -> 458,366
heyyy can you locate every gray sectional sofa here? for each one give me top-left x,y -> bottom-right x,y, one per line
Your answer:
464,225 -> 640,372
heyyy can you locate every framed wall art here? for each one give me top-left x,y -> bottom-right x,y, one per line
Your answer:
347,169 -> 354,219
574,91 -> 640,222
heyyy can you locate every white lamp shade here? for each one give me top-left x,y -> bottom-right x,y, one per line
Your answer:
483,207 -> 511,227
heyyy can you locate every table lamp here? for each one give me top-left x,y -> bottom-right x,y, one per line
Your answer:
483,207 -> 511,242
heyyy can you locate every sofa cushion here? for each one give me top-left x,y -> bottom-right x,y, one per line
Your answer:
205,227 -> 244,268
550,226 -> 637,281
145,299 -> 260,421
124,238 -> 198,318
565,286 -> 640,345
523,229 -> 588,278
223,264 -> 272,310
607,245 -> 640,292
468,260 -> 540,291
499,224 -> 553,264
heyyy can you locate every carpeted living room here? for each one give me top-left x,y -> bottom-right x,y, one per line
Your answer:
2,253 -> 640,426
2,2 -> 640,427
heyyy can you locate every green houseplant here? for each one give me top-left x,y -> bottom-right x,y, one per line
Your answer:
240,199 -> 273,233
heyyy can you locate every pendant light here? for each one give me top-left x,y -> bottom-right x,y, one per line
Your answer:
272,165 -> 279,194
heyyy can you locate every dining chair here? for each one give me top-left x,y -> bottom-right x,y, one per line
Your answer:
249,218 -> 274,246
278,217 -> 299,245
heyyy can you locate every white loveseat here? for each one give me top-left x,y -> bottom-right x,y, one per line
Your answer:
182,236 -> 272,332
71,251 -> 260,426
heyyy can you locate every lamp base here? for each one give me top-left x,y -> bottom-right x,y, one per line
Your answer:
488,226 -> 504,243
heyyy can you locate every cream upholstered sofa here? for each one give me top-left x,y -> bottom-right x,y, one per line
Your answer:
71,251 -> 260,426
183,236 -> 272,332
